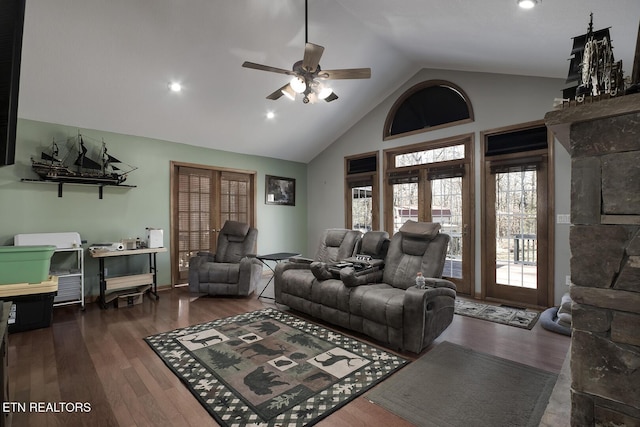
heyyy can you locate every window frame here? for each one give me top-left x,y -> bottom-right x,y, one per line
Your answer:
382,133 -> 475,295
344,151 -> 379,232
480,120 -> 555,308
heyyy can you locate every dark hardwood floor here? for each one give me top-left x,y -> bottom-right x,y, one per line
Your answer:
7,287 -> 570,427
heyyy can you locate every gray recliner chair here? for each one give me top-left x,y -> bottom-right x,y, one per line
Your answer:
188,220 -> 262,296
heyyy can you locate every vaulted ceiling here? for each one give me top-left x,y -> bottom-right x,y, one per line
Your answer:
17,0 -> 640,163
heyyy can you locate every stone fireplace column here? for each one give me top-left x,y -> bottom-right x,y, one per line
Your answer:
546,93 -> 640,426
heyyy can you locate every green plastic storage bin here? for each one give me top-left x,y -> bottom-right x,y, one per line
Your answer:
0,245 -> 56,285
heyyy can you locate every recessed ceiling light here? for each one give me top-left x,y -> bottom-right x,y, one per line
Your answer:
266,111 -> 275,119
517,0 -> 538,9
168,82 -> 182,92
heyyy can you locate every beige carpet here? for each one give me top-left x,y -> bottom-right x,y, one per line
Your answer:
366,341 -> 557,427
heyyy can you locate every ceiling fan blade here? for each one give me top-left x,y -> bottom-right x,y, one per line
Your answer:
324,92 -> 339,102
242,61 -> 295,76
266,86 -> 285,100
302,43 -> 324,73
318,68 -> 371,80
266,84 -> 296,101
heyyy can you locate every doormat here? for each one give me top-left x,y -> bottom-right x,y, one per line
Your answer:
454,299 -> 540,329
144,308 -> 408,426
366,341 -> 557,427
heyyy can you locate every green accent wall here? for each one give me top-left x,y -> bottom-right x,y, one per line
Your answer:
0,119 -> 307,297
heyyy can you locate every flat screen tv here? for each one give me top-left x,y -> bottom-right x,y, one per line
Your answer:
0,0 -> 25,167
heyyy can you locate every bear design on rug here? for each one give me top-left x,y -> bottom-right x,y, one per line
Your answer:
244,366 -> 289,395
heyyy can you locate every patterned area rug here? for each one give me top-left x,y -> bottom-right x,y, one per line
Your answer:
454,299 -> 540,329
144,308 -> 408,426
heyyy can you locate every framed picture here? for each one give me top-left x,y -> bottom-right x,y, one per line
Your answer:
265,175 -> 295,206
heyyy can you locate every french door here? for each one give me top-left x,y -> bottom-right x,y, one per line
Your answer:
481,123 -> 553,308
170,162 -> 256,286
384,135 -> 474,295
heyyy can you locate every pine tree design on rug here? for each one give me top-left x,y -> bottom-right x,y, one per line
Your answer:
144,308 -> 408,426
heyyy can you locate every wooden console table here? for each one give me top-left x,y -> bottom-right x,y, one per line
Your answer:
89,247 -> 167,309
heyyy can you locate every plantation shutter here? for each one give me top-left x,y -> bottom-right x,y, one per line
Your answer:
177,167 -> 214,272
220,172 -> 250,224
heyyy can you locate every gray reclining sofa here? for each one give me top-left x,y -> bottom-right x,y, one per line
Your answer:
274,221 -> 457,353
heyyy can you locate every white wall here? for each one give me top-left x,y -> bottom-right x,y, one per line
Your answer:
307,68 -> 571,305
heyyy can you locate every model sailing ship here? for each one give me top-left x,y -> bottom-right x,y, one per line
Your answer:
31,132 -> 136,185
564,13 -> 625,102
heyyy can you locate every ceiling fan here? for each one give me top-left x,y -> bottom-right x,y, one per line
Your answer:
241,0 -> 371,104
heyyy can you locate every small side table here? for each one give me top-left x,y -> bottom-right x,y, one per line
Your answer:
256,252 -> 300,300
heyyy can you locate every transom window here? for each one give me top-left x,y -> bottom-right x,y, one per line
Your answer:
395,144 -> 465,167
384,80 -> 474,140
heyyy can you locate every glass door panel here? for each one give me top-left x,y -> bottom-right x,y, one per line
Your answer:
392,182 -> 419,234
432,177 -> 463,279
495,170 -> 538,289
352,185 -> 373,232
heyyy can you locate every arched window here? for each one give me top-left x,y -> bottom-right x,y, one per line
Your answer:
383,80 -> 474,140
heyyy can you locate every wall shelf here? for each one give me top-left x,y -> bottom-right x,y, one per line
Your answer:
21,178 -> 136,199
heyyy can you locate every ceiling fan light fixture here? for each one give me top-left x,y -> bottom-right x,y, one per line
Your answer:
290,76 -> 307,93
240,0 -> 370,104
317,86 -> 333,100
517,0 -> 538,9
310,80 -> 333,100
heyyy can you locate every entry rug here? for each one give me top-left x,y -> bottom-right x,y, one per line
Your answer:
144,308 -> 408,426
454,299 -> 540,329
